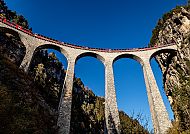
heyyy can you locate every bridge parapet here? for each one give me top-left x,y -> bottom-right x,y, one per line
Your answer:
0,18 -> 176,53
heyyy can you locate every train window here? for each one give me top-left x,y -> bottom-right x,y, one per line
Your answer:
18,26 -> 22,30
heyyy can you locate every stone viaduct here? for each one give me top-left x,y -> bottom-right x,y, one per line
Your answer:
0,19 -> 177,134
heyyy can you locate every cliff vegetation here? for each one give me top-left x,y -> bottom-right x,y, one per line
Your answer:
149,5 -> 190,134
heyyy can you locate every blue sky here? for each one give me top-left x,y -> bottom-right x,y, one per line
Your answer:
6,0 -> 187,130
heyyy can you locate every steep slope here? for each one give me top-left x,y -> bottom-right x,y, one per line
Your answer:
0,55 -> 58,134
149,6 -> 190,133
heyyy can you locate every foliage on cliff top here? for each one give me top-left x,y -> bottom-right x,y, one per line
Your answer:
0,0 -> 31,29
119,111 -> 150,134
149,5 -> 190,46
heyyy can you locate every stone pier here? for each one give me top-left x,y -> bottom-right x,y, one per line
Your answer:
105,59 -> 120,134
19,35 -> 37,72
57,57 -> 76,134
142,59 -> 172,134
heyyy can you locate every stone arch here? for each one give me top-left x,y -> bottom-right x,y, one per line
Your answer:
71,51 -> 106,133
148,47 -> 177,126
35,44 -> 69,60
76,51 -> 105,64
149,48 -> 177,61
28,43 -> 69,72
28,43 -> 69,110
0,26 -> 21,40
0,26 -> 26,66
112,53 -> 154,132
113,53 -> 144,66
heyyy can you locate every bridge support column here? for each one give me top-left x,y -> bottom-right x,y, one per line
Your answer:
142,59 -> 172,134
57,57 -> 75,134
105,60 -> 120,134
19,36 -> 36,72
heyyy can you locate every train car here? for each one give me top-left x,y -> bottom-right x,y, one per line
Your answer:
24,29 -> 33,35
15,24 -> 22,30
4,19 -> 17,29
3,18 -> 6,23
34,33 -> 46,41
6,20 -> 14,28
39,34 -> 49,41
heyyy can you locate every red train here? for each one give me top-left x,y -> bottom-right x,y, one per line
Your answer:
0,17 -> 175,53
0,17 -> 33,35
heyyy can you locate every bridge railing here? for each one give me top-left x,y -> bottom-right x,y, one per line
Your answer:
0,17 -> 176,53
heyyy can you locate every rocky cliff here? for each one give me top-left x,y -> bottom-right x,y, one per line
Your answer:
0,55 -> 58,133
149,6 -> 190,133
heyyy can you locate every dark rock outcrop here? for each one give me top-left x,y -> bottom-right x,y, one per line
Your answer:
0,55 -> 58,134
150,6 -> 190,133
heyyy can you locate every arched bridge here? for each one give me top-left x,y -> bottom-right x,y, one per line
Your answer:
0,18 -> 177,134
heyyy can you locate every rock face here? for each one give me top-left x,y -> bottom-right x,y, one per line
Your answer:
0,31 -> 25,66
0,55 -> 58,134
150,6 -> 190,132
